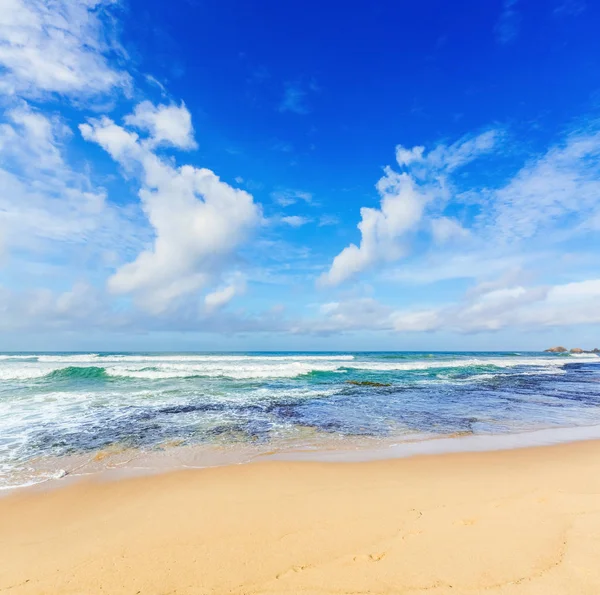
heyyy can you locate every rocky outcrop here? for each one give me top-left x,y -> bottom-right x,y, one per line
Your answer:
544,346 -> 600,354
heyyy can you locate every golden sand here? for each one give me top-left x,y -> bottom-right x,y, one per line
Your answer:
2,441 -> 600,594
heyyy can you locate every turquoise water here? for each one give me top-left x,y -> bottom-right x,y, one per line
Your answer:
1,351 -> 600,489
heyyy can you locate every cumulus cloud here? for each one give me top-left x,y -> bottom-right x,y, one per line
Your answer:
124,101 -> 197,150
322,123 -> 600,293
0,0 -> 262,333
0,0 -> 130,98
319,172 -> 425,286
80,104 -> 262,314
319,130 -> 500,286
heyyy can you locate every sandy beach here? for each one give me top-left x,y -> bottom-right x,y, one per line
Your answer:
1,441 -> 600,595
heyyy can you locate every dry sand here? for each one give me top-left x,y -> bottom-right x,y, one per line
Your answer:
1,441 -> 600,594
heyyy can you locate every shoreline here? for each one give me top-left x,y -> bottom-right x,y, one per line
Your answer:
6,421 -> 600,495
2,440 -> 600,593
270,421 -> 600,462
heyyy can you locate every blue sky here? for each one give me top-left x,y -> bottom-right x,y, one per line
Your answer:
1,0 -> 600,351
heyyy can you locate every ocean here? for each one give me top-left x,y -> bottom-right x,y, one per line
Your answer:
1,351 -> 600,490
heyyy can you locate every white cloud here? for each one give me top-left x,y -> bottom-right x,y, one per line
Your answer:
413,129 -> 498,172
0,283 -> 105,330
384,253 -> 533,285
293,298 -> 394,335
0,0 -> 130,98
204,285 -> 237,312
484,130 -> 600,244
80,105 -> 262,314
281,215 -> 311,227
0,103 -> 143,258
430,217 -> 470,244
204,275 -> 246,312
0,103 -> 66,170
298,275 -> 600,336
391,278 -> 600,333
319,172 -> 425,287
321,123 -> 600,294
271,188 -> 313,207
0,1 -> 264,335
320,130 -> 500,287
318,214 -> 339,227
80,115 -> 141,162
124,101 -> 197,150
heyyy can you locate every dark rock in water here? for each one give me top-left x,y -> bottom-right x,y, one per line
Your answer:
544,346 -> 568,353
345,380 -> 392,387
592,348 -> 600,353
570,347 -> 584,354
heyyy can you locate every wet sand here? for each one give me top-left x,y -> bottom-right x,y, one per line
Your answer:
1,440 -> 600,594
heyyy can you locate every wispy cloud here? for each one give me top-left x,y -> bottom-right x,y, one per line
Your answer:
281,215 -> 311,227
204,273 -> 246,312
271,141 -> 294,153
318,215 -> 339,227
553,0 -> 586,16
279,82 -> 311,115
390,278 -> 600,333
495,0 -> 521,45
0,0 -> 131,98
270,188 -> 313,207
0,103 -> 145,263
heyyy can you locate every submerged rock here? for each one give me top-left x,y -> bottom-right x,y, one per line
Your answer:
544,346 -> 568,353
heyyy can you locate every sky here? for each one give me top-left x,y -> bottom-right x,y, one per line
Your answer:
0,0 -> 600,351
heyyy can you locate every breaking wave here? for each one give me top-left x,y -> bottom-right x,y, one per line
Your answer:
0,353 -> 596,381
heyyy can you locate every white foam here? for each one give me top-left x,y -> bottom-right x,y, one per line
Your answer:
0,354 -> 594,381
105,361 -> 345,379
345,356 -> 584,372
0,366 -> 52,380
37,354 -> 101,363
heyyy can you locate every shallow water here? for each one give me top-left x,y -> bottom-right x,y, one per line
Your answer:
1,351 -> 600,489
